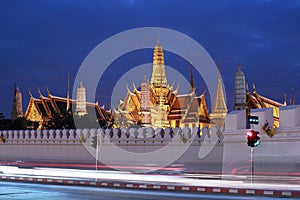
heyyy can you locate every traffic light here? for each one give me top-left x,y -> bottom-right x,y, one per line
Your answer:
248,116 -> 259,124
247,130 -> 260,147
91,135 -> 97,149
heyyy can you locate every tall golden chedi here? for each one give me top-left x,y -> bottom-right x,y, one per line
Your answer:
150,39 -> 170,128
115,39 -> 211,128
210,63 -> 228,128
11,83 -> 23,120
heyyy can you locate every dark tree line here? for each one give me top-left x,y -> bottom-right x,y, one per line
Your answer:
0,110 -> 112,130
45,109 -> 111,130
0,113 -> 38,130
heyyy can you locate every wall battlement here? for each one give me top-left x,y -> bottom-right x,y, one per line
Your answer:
0,126 -> 221,145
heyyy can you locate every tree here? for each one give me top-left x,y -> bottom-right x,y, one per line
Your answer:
46,109 -> 75,130
9,117 -> 39,130
0,113 -> 11,130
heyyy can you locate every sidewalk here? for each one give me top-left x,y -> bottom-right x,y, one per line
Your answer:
0,173 -> 299,198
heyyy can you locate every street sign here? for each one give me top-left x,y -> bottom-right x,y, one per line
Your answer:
248,116 -> 259,124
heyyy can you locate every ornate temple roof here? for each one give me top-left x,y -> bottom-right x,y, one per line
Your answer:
25,90 -> 112,125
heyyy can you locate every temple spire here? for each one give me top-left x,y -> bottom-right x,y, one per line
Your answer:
150,39 -> 167,88
76,81 -> 87,116
67,72 -> 70,111
212,63 -> 227,113
283,93 -> 287,106
189,50 -> 195,93
11,83 -> 23,120
291,85 -> 295,105
211,63 -> 228,122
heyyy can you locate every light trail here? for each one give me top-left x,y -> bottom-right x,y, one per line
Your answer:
0,166 -> 300,192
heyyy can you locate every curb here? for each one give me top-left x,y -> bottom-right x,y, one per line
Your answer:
0,175 -> 299,198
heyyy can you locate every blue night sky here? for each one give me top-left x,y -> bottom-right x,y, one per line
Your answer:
0,0 -> 300,118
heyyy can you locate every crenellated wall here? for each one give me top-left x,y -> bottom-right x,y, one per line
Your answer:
1,105 -> 299,174
0,126 -> 223,172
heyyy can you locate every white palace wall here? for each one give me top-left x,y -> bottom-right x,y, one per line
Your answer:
0,105 -> 299,174
0,127 -> 223,172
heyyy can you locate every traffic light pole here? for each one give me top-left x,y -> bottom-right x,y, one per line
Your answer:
250,123 -> 254,184
250,147 -> 254,183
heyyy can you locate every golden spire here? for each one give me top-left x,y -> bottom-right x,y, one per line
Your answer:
212,63 -> 228,114
150,39 -> 167,88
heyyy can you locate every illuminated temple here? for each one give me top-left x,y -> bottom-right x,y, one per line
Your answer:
114,40 -> 228,129
24,82 -> 112,129
10,41 -> 292,130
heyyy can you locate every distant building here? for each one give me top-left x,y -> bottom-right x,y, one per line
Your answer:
11,83 -> 23,121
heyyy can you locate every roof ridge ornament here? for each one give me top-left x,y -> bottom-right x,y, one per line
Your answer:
29,89 -> 33,97
38,87 -> 43,97
252,82 -> 256,92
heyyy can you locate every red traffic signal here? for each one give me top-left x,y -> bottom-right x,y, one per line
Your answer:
247,130 -> 260,147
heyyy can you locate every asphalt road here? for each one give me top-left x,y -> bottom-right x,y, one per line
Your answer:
0,181 -> 288,200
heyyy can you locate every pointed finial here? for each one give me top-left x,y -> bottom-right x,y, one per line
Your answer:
171,81 -> 175,89
38,87 -> 43,97
67,72 -> 70,111
29,89 -> 32,97
13,82 -> 17,95
157,35 -> 160,45
201,88 -> 207,96
246,82 -> 249,92
189,52 -> 195,93
252,82 -> 256,91
190,49 -> 193,65
79,81 -> 84,88
284,93 -> 287,106
175,84 -> 180,92
67,72 -> 70,94
291,85 -> 295,105
238,64 -> 241,72
133,82 -> 136,90
217,62 -> 221,78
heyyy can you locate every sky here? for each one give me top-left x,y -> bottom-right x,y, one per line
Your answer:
0,0 -> 300,118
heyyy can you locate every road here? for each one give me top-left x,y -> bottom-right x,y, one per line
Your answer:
0,181 -> 286,200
